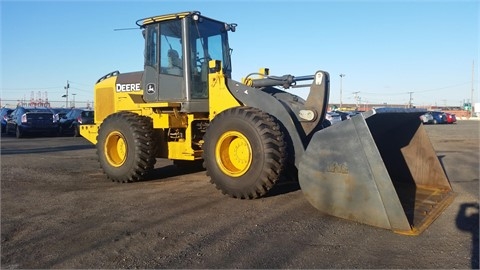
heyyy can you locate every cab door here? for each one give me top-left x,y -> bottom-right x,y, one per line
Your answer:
142,24 -> 160,102
143,21 -> 185,103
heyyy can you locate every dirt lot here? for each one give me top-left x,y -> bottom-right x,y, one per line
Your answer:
1,120 -> 479,269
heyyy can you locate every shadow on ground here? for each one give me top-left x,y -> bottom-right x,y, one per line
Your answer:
456,202 -> 479,269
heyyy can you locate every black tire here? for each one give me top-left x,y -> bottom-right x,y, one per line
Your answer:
96,112 -> 157,183
203,107 -> 287,199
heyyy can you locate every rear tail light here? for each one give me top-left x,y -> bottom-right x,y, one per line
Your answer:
21,113 -> 27,123
77,116 -> 83,124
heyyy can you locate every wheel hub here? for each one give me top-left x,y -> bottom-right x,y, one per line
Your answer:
105,131 -> 127,167
216,131 -> 252,177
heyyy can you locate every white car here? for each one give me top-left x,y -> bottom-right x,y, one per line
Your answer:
420,112 -> 434,124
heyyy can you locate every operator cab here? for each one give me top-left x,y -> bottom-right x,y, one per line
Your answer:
137,11 -> 236,112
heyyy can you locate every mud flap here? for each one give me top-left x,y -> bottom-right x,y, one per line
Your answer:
298,108 -> 454,235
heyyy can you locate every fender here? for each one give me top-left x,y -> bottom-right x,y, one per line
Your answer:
225,71 -> 329,167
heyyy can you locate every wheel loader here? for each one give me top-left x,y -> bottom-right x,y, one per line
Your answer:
80,11 -> 454,235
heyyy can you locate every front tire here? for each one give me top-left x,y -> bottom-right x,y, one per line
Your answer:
203,107 -> 287,199
96,112 -> 157,183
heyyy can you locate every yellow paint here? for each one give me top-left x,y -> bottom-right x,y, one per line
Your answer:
84,58 -> 245,162
79,124 -> 98,145
104,131 -> 127,167
208,60 -> 242,120
241,67 -> 269,86
142,12 -> 193,26
94,77 -> 117,124
215,131 -> 252,177
167,114 -> 204,160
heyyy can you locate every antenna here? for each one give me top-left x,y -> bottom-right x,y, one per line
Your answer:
113,27 -> 140,31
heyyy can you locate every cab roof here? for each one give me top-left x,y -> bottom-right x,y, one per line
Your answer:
135,11 -> 228,28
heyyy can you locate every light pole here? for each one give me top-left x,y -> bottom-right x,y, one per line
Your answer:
339,74 -> 345,108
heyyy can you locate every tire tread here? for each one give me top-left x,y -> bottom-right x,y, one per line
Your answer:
203,107 -> 286,199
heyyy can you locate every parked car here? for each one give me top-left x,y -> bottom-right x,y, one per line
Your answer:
334,111 -> 351,121
420,112 -> 434,124
50,108 -> 71,123
444,112 -> 457,124
428,111 -> 447,124
5,106 -> 58,138
1,107 -> 14,133
58,108 -> 94,137
325,111 -> 342,126
331,110 -> 362,122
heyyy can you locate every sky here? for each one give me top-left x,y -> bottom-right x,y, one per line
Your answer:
1,0 -> 479,108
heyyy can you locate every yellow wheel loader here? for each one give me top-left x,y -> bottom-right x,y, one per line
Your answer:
80,11 -> 454,235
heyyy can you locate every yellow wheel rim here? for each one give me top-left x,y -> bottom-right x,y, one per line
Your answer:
215,131 -> 252,177
104,131 -> 127,167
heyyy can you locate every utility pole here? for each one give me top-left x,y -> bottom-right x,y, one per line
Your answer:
471,60 -> 475,117
352,91 -> 360,109
339,74 -> 345,108
64,80 -> 70,108
407,91 -> 414,108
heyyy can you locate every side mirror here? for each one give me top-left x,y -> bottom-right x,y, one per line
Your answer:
225,23 -> 237,32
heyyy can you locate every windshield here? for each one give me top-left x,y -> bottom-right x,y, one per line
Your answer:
190,17 -> 232,77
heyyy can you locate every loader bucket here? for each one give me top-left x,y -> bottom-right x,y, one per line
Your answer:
298,108 -> 454,235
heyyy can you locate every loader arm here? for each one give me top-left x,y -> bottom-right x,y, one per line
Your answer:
241,71 -> 330,137
223,70 -> 330,167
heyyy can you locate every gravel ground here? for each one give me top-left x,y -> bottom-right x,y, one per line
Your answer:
1,120 -> 478,269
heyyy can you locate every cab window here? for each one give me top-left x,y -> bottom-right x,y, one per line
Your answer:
159,20 -> 183,76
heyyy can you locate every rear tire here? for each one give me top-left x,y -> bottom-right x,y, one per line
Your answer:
96,112 -> 157,183
203,107 -> 287,199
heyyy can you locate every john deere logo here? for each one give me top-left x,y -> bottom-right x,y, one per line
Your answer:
146,83 -> 155,94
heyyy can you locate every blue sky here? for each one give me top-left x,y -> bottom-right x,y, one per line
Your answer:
1,0 -> 479,108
